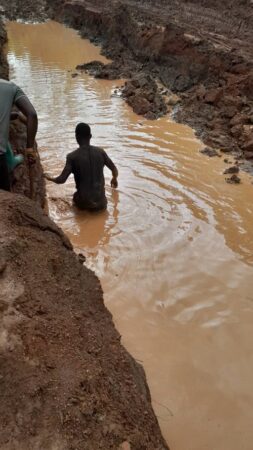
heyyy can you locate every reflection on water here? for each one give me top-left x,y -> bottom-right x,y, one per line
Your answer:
7,20 -> 253,450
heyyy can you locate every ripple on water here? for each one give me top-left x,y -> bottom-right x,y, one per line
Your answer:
7,20 -> 253,450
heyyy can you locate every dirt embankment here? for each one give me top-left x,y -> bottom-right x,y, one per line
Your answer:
0,9 -> 169,450
46,0 -> 253,165
0,192 -> 168,450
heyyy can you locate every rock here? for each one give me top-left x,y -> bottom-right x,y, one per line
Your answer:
230,114 -> 248,127
132,97 -> 151,115
223,106 -> 238,119
71,73 -> 78,78
122,74 -> 167,118
220,147 -> 232,153
196,84 -> 206,100
226,174 -> 241,184
167,93 -> 180,106
223,165 -> 239,174
242,125 -> 253,138
135,73 -> 151,88
76,60 -> 104,73
0,258 -> 7,274
244,151 -> 253,159
200,147 -> 219,157
119,442 -> 131,450
184,33 -> 202,45
230,125 -> 243,138
78,253 -> 86,264
174,74 -> 192,92
145,111 -> 157,120
204,88 -> 223,105
242,74 -> 253,100
243,139 -> 253,152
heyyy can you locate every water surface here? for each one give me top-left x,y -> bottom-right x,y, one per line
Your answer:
7,20 -> 253,450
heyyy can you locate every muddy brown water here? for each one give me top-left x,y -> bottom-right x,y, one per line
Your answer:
7,20 -> 253,450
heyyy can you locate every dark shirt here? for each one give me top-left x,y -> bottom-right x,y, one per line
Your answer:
54,145 -> 116,210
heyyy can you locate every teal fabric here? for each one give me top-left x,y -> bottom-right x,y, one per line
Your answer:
6,142 -> 24,171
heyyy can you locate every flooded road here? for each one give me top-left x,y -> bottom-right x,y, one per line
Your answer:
7,20 -> 253,450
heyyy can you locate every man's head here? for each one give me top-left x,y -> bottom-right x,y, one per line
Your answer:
75,123 -> 92,145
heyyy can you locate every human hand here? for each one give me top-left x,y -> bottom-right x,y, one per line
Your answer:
18,112 -> 27,124
111,177 -> 118,188
26,148 -> 37,165
43,172 -> 53,181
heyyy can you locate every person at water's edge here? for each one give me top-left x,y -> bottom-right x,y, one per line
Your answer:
45,123 -> 118,211
0,78 -> 38,191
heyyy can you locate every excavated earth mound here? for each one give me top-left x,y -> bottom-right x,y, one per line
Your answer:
47,0 -> 253,163
0,192 -> 169,450
1,0 -> 253,162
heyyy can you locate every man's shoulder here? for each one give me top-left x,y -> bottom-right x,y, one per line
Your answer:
90,145 -> 105,153
0,79 -> 15,91
67,148 -> 79,160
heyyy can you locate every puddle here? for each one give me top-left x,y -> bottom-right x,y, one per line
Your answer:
7,19 -> 253,450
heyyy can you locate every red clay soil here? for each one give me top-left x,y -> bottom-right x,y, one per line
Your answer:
46,0 -> 253,167
0,192 -> 169,450
2,0 -> 253,165
0,12 -> 168,449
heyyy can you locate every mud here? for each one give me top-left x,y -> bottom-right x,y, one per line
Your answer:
43,0 -> 253,167
1,1 -> 253,448
0,6 -> 169,449
0,4 -> 168,450
2,0 -> 253,164
0,192 -> 168,450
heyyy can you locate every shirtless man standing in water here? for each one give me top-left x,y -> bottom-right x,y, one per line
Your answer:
45,123 -> 118,211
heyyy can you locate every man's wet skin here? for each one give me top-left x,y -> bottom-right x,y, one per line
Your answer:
45,123 -> 118,211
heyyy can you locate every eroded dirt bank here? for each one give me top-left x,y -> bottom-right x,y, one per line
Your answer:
0,11 -> 168,450
0,192 -> 168,450
45,0 -> 253,166
2,1 -> 253,166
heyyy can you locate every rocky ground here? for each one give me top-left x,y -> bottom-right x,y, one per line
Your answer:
0,192 -> 168,450
47,0 -> 253,168
2,0 -> 253,166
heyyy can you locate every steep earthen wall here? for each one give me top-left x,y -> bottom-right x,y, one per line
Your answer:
0,192 -> 169,450
46,0 -> 253,159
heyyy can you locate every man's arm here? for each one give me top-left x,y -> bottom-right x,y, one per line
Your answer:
15,97 -> 38,150
10,111 -> 27,124
103,151 -> 118,188
44,157 -> 72,184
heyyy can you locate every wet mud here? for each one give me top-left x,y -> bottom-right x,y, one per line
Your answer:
1,1 -> 253,449
0,192 -> 168,450
0,8 -> 169,450
6,19 -> 253,450
45,0 -> 253,171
